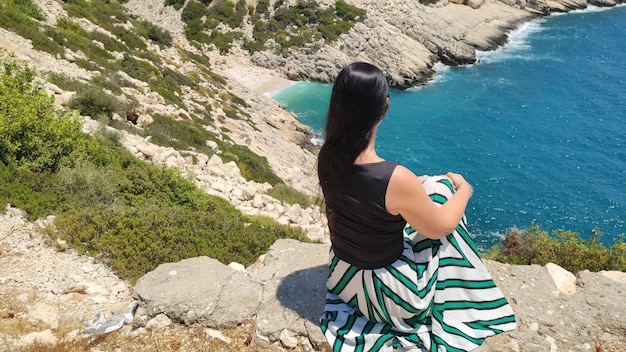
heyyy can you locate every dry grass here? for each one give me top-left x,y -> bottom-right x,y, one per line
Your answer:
2,317 -> 316,352
0,295 -> 320,352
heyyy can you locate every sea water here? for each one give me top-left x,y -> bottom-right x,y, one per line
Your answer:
271,5 -> 626,249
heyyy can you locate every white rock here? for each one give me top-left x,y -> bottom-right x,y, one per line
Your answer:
286,203 -> 302,223
28,303 -> 59,329
228,262 -> 246,272
19,329 -> 57,347
145,313 -> 172,330
279,329 -> 298,349
545,263 -> 577,294
205,328 -> 232,344
206,140 -> 218,150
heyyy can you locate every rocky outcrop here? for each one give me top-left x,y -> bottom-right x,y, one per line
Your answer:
132,238 -> 626,351
251,0 -> 539,88
1,209 -> 625,351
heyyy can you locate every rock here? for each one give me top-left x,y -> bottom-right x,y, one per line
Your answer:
205,328 -> 232,344
228,262 -> 246,272
545,263 -> 577,294
279,329 -> 298,349
27,303 -> 59,330
19,329 -> 57,347
133,256 -> 263,327
145,313 -> 172,330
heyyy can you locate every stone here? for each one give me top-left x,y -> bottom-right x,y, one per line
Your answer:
19,329 -> 57,347
205,328 -> 232,344
28,303 -> 59,329
545,263 -> 577,294
145,313 -> 172,330
279,329 -> 298,349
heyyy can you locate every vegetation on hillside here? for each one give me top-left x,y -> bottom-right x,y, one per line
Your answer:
0,0 -> 314,204
176,0 -> 367,54
483,224 -> 626,273
0,54 -> 313,284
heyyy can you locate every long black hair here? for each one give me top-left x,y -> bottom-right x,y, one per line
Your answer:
317,62 -> 390,208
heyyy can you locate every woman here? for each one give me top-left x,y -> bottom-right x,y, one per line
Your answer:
318,62 -> 516,351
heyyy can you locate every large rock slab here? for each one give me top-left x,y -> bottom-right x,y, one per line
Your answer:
133,239 -> 329,347
133,256 -> 263,327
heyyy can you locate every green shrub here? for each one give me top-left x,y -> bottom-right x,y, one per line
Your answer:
46,72 -> 89,92
336,0 -> 366,21
109,25 -> 147,50
32,27 -> 66,56
267,183 -> 314,207
119,53 -> 151,81
89,30 -> 128,53
182,0 -> 206,23
64,0 -> 129,27
134,20 -> 173,47
56,159 -> 119,208
255,0 -> 270,16
273,0 -> 284,10
483,224 -> 626,273
54,198 -> 308,283
0,0 -> 45,29
0,54 -> 83,172
49,18 -> 116,63
0,0 -> 65,56
0,163 -> 61,219
67,86 -> 121,120
219,144 -> 282,186
91,71 -> 135,94
165,0 -> 186,10
244,39 -> 267,54
142,114 -> 216,154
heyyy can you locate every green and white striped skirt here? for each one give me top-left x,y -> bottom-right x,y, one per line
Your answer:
320,176 -> 516,351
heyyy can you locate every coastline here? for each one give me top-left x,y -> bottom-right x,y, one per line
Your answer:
224,64 -> 295,96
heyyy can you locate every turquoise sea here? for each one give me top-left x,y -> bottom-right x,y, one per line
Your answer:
271,5 -> 626,249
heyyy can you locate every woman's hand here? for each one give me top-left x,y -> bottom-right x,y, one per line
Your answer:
445,172 -> 467,189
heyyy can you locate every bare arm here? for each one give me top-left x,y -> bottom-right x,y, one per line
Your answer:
386,166 -> 472,239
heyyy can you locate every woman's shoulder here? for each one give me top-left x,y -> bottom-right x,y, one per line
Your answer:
390,164 -> 423,189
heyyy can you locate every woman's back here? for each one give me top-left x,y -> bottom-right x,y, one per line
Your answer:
327,161 -> 405,269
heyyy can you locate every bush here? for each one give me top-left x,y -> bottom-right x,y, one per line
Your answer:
182,0 -> 206,23
267,183 -> 314,207
0,54 -> 83,172
483,224 -> 626,273
142,114 -> 216,154
109,25 -> 147,50
50,17 -> 116,62
255,0 -> 270,16
165,0 -> 186,10
46,72 -> 89,92
67,86 -> 121,120
219,144 -> 282,186
336,0 -> 366,21
135,20 -> 173,47
90,30 -> 128,53
0,0 -> 45,28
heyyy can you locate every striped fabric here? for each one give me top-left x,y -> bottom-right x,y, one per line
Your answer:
320,176 -> 516,351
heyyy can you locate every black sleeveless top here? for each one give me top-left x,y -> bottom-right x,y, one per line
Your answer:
327,161 -> 406,269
